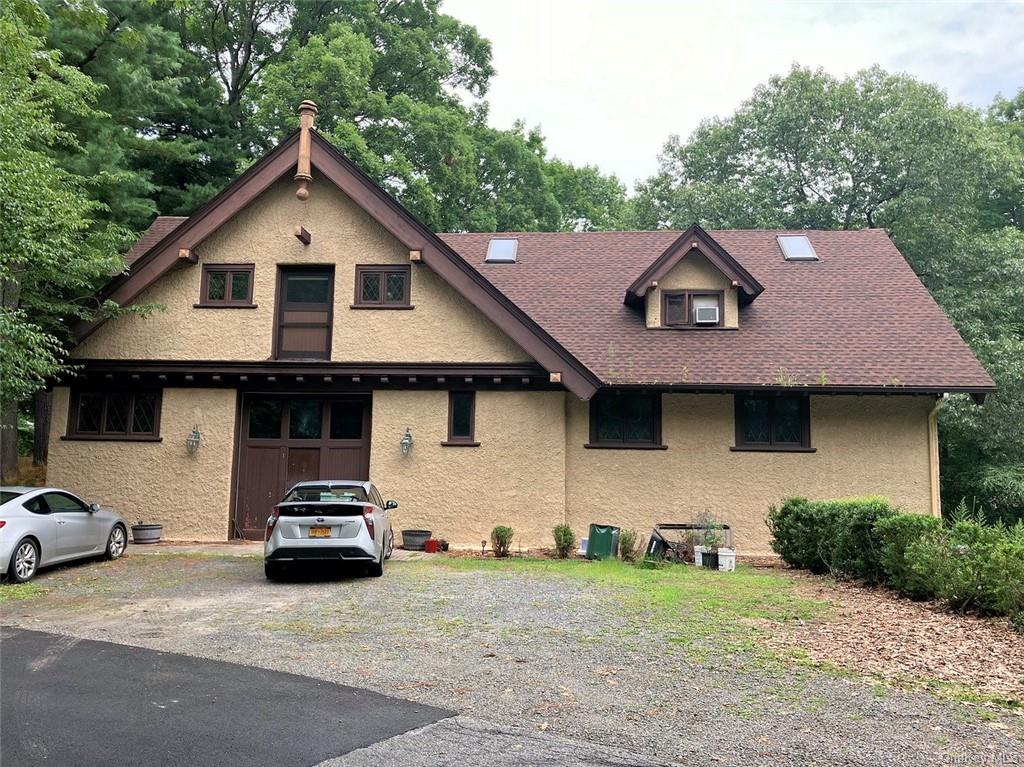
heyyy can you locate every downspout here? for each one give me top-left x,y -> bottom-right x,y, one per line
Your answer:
928,396 -> 945,518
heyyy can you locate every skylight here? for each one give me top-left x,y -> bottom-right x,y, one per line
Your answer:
485,238 -> 518,263
778,235 -> 818,261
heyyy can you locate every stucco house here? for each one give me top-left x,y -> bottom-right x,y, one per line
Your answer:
47,102 -> 994,553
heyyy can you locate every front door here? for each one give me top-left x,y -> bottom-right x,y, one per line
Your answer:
233,394 -> 372,539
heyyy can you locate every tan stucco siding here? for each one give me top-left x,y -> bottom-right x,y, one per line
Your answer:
565,394 -> 934,554
47,387 -> 237,540
74,179 -> 529,363
645,253 -> 739,328
369,390 -> 566,549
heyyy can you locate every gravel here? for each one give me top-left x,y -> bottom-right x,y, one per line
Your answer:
3,553 -> 1022,766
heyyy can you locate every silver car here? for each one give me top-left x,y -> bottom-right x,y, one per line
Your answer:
0,486 -> 129,583
264,480 -> 396,580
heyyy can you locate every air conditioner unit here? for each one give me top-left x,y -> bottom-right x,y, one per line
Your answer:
694,305 -> 719,325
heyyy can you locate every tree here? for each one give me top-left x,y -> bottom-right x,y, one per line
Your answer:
0,0 -> 132,478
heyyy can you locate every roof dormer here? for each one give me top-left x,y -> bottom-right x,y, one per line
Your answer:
624,224 -> 763,330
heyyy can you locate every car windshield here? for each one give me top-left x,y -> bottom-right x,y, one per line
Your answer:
281,485 -> 367,503
1,490 -> 25,504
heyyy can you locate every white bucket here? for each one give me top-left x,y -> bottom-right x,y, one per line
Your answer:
717,548 -> 736,572
693,545 -> 706,567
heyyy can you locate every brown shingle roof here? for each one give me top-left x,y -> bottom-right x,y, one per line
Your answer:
440,229 -> 994,392
124,216 -> 188,265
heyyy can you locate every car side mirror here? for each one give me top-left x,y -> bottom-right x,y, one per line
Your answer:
88,503 -> 100,513
385,500 -> 398,510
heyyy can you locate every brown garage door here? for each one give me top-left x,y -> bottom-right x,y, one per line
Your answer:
232,394 -> 371,539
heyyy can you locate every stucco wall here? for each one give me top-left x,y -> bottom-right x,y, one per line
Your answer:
645,252 -> 739,328
369,390 -> 566,549
74,178 -> 529,364
565,394 -> 934,554
47,386 -> 237,540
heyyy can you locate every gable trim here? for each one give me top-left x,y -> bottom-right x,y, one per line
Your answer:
625,224 -> 764,307
73,130 -> 600,399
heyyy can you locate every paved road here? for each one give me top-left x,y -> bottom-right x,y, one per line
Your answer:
1,627 -> 450,766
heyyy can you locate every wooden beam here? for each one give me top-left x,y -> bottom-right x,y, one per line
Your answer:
178,248 -> 196,263
549,372 -> 562,384
409,249 -> 422,262
294,225 -> 311,245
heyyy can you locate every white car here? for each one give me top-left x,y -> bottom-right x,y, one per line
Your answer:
264,480 -> 396,580
0,486 -> 129,583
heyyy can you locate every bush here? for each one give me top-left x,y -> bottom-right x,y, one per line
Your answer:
767,497 -> 824,571
992,524 -> 1024,630
618,528 -> 640,562
490,526 -> 514,558
828,498 -> 898,583
908,520 -> 1006,613
875,513 -> 943,599
552,524 -> 576,558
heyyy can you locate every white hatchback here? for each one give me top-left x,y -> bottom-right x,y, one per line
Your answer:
263,480 -> 396,580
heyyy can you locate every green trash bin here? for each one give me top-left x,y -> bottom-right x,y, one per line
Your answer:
586,524 -> 620,560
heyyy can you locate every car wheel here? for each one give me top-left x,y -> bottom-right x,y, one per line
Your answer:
105,525 -> 127,560
264,561 -> 283,581
384,528 -> 395,560
8,538 -> 40,584
367,549 -> 384,578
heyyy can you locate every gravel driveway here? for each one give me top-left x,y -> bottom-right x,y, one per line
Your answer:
2,553 -> 1021,766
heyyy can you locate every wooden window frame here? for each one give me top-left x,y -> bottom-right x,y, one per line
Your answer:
585,390 -> 666,450
443,390 -> 479,446
352,264 -> 412,309
64,389 -> 163,442
196,264 -> 256,308
273,265 -> 335,360
661,290 -> 724,328
732,394 -> 814,452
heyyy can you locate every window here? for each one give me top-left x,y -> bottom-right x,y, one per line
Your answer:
353,265 -> 411,308
733,395 -> 812,451
67,390 -> 162,440
42,492 -> 89,513
275,267 -> 334,359
444,391 -> 478,446
661,291 -> 723,327
198,264 -> 255,307
587,390 -> 664,449
778,235 -> 819,261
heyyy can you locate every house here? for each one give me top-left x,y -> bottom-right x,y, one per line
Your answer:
46,102 -> 995,553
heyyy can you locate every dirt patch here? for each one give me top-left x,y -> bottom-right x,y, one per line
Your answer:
764,569 -> 1024,704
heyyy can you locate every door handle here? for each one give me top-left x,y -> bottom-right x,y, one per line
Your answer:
56,519 -> 67,525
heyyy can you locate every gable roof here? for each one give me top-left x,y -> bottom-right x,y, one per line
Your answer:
125,216 -> 188,265
74,130 -> 601,399
624,224 -> 764,306
440,229 -> 995,396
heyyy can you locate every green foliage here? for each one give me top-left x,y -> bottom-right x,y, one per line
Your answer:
617,528 -> 640,562
874,513 -> 943,599
490,525 -> 513,558
907,520 -> 1007,614
552,524 -> 576,559
767,497 -> 825,572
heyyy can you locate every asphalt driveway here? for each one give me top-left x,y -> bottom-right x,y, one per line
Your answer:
1,627 -> 449,766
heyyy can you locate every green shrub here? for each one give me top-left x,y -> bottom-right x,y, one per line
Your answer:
767,497 -> 825,571
618,528 -> 640,562
490,526 -> 514,558
908,520 -> 1005,613
991,524 -> 1024,631
552,524 -> 576,558
875,513 -> 943,599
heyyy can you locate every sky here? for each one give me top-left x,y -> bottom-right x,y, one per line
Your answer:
442,0 -> 1024,186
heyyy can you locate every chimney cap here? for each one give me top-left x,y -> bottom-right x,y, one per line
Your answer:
298,99 -> 319,115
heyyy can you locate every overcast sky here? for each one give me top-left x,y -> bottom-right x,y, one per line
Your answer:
442,0 -> 1024,186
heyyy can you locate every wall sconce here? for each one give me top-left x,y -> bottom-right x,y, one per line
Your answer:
185,425 -> 202,455
400,427 -> 413,456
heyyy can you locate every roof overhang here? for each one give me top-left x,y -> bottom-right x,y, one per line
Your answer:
624,224 -> 764,308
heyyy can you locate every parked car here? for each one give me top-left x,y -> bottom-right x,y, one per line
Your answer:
264,480 -> 396,580
0,487 -> 128,583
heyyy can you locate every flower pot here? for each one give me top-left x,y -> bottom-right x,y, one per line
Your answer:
131,524 -> 163,544
401,529 -> 432,551
717,547 -> 736,572
693,545 -> 705,567
701,550 -> 719,570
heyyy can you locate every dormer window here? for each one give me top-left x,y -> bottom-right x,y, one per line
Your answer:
662,291 -> 723,328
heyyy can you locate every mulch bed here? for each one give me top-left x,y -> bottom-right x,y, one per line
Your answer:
763,569 -> 1024,705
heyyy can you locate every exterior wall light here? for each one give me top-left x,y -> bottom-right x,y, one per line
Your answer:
185,425 -> 202,455
400,427 -> 414,456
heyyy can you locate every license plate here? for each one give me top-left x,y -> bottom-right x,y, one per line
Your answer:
308,526 -> 331,538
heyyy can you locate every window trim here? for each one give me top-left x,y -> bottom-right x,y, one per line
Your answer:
586,390 -> 666,450
273,265 -> 335,360
442,390 -> 479,446
661,290 -> 725,328
731,394 -> 814,452
64,389 -> 163,442
196,263 -> 256,308
352,264 -> 413,309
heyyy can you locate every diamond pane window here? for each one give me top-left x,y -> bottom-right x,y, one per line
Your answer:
360,272 -> 381,302
132,393 -> 157,434
202,265 -> 253,305
230,272 -> 250,301
385,272 -> 406,303
76,393 -> 103,433
590,391 -> 661,447
736,395 -> 810,449
355,266 -> 410,307
104,393 -> 130,433
207,272 -> 227,301
740,398 -> 771,444
70,391 -> 161,438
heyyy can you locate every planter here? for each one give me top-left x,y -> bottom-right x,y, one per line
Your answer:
131,524 -> 163,544
693,545 -> 705,567
401,529 -> 432,551
717,547 -> 736,572
701,550 -> 719,570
